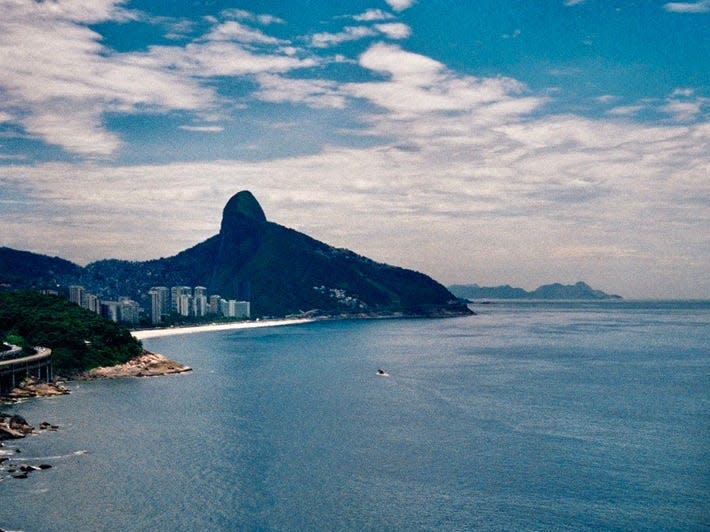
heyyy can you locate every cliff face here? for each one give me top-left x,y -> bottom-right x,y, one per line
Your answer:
2,191 -> 470,318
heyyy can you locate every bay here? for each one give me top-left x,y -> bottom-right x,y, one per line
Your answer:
1,301 -> 708,530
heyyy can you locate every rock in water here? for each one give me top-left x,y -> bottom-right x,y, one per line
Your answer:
8,415 -> 33,434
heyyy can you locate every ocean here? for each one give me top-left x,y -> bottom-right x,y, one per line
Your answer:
1,301 -> 708,531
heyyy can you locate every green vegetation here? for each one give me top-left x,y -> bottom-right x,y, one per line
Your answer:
0,291 -> 143,374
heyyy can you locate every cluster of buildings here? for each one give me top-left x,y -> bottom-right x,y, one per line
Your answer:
147,286 -> 250,324
68,285 -> 250,326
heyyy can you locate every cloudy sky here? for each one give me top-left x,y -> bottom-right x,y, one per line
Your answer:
1,0 -> 708,299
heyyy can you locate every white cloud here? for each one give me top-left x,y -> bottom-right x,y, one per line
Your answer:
344,43 -> 538,118
385,0 -> 415,12
0,1 -> 314,156
502,29 -> 522,39
206,21 -> 282,44
374,23 -> 412,40
661,100 -> 703,121
671,88 -> 695,97
221,9 -> 285,25
607,105 -> 645,116
663,1 -> 710,13
353,9 -> 395,22
595,95 -> 618,104
309,26 -> 377,48
173,42 -> 315,76
308,22 -> 411,48
0,0 -> 213,156
254,74 -> 346,109
178,125 -> 224,132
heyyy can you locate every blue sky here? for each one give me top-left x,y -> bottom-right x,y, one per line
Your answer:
0,0 -> 708,298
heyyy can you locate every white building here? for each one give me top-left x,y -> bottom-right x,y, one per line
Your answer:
178,294 -> 192,317
119,298 -> 141,325
149,289 -> 162,324
68,285 -> 84,305
219,299 -> 250,318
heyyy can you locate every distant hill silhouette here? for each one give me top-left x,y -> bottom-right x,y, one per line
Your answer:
0,247 -> 83,290
1,191 -> 470,318
448,281 -> 622,300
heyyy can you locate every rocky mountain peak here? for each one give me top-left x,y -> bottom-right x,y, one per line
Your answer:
220,190 -> 267,234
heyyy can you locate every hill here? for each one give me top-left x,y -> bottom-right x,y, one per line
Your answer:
448,281 -> 622,301
1,191 -> 470,318
0,247 -> 83,290
0,291 -> 143,373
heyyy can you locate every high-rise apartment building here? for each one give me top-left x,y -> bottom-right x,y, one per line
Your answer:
235,301 -> 250,319
171,286 -> 192,313
68,285 -> 84,305
119,297 -> 141,325
209,295 -> 221,314
178,294 -> 192,317
83,293 -> 101,314
149,286 -> 170,323
219,299 -> 250,318
149,289 -> 162,324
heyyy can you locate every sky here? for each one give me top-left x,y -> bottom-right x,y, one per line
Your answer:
0,0 -> 708,299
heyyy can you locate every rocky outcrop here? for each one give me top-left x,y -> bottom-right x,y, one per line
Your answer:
4,377 -> 69,400
0,414 -> 58,481
0,413 -> 33,439
76,351 -> 191,379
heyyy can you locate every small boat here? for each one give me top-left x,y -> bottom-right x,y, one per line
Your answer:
376,369 -> 389,376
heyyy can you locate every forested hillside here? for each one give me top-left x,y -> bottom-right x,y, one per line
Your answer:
0,291 -> 142,373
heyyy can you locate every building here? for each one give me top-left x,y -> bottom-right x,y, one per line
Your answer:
83,293 -> 101,314
234,300 -> 250,319
171,286 -> 191,313
68,285 -> 84,305
220,299 -> 250,319
193,286 -> 207,317
149,286 -> 170,324
209,295 -> 221,314
178,294 -> 192,317
149,289 -> 163,324
119,298 -> 141,325
101,301 -> 120,322
150,286 -> 170,316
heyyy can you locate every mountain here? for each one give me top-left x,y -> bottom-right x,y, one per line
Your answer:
1,191 -> 470,318
448,281 -> 622,301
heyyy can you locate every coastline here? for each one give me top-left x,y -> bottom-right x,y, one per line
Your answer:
130,317 -> 316,340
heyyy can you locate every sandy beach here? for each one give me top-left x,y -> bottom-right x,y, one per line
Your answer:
131,318 -> 315,340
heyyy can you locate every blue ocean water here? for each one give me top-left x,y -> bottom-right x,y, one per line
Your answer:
1,301 -> 708,531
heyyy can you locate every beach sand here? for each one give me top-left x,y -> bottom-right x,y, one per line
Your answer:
131,318 -> 315,340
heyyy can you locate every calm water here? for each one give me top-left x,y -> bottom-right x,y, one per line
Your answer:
1,301 -> 708,530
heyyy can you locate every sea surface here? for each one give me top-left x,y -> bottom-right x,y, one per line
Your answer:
1,301 -> 708,531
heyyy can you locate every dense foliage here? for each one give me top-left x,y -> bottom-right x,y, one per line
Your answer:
0,291 -> 142,373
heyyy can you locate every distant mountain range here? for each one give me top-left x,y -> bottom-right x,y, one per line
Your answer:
448,281 -> 622,301
1,191 -> 470,319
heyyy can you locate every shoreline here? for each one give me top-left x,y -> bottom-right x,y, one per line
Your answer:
131,317 -> 316,340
